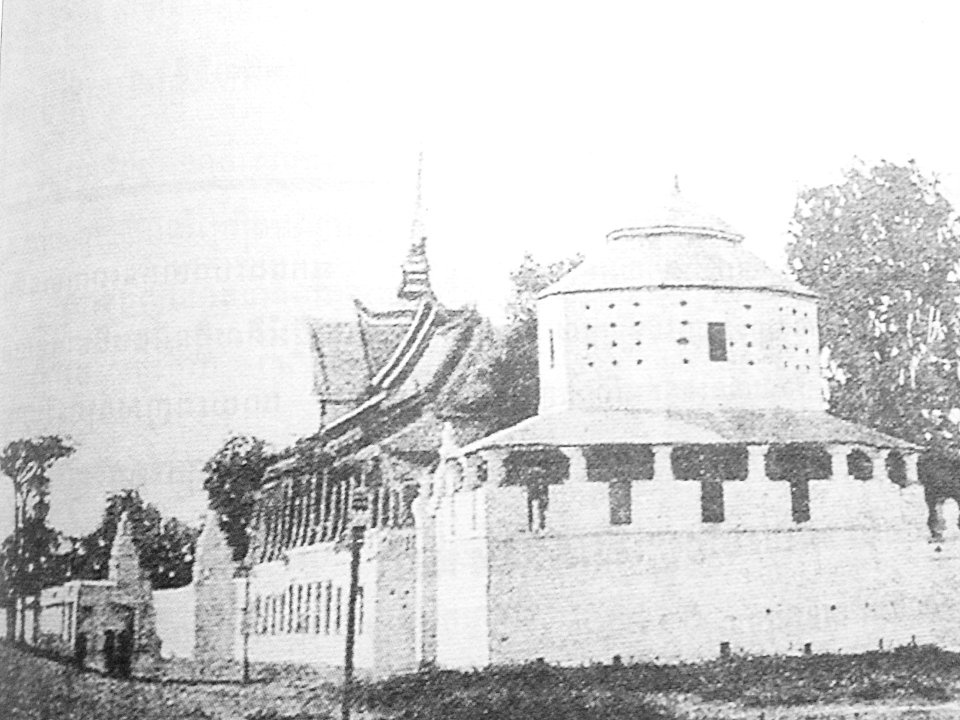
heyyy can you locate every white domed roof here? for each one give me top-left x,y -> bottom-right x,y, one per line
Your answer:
540,188 -> 813,299
608,186 -> 743,242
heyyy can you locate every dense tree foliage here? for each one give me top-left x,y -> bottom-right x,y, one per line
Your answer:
202,435 -> 277,562
484,253 -> 583,430
0,508 -> 66,638
787,161 -> 960,459
0,436 -> 74,639
1,437 -> 75,521
71,489 -> 198,589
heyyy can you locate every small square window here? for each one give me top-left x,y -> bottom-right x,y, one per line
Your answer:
707,323 -> 727,362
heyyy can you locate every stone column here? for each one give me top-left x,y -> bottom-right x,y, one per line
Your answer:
652,445 -> 675,482
828,444 -> 851,482
746,444 -> 770,482
560,446 -> 587,483
870,448 -> 891,483
481,448 -> 509,486
905,452 -> 920,485
194,511 -> 238,664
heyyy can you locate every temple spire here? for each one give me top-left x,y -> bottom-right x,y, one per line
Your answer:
398,237 -> 434,301
398,152 -> 434,302
410,150 -> 425,244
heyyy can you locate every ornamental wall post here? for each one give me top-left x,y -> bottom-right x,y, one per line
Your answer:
904,452 -> 920,485
443,458 -> 463,495
560,446 -> 587,483
462,455 -> 482,489
827,444 -> 851,482
481,448 -> 509,486
746,444 -> 770,482
870,448 -> 891,483
652,445 -> 675,482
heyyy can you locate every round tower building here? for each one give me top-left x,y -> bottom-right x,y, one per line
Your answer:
537,187 -> 822,413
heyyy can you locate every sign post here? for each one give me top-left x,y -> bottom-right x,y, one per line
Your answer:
240,559 -> 251,684
342,488 -> 368,720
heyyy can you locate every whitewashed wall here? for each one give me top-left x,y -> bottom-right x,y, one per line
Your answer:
539,287 -> 821,412
432,482 -> 960,668
154,585 -> 196,659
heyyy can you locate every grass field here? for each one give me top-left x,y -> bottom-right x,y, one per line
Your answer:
6,642 -> 960,719
358,647 -> 960,719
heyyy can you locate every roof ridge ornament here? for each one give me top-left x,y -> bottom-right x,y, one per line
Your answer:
410,150 -> 425,245
398,237 -> 435,301
398,152 -> 436,302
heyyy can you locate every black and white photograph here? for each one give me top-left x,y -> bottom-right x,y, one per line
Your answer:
3,2 -> 960,718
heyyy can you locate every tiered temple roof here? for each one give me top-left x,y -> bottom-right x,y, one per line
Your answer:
248,239 -> 498,560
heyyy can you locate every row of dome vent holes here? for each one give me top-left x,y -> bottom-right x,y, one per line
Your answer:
586,322 -> 811,335
586,340 -> 813,353
756,602 -> 884,614
583,301 -> 811,317
585,359 -> 814,370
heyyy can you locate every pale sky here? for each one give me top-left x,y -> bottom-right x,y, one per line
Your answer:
1,1 -> 959,540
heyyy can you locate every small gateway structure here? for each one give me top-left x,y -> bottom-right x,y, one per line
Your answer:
38,512 -> 161,674
197,189 -> 960,675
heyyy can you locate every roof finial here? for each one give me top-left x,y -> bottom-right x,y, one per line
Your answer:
673,173 -> 681,194
399,152 -> 434,302
411,150 -> 425,243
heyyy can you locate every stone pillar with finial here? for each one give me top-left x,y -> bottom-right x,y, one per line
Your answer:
194,510 -> 240,672
106,511 -> 161,674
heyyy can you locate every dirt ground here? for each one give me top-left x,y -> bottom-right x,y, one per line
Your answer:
0,643 -> 346,720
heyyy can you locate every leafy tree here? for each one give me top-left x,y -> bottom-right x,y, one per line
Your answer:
0,436 -> 74,640
485,253 -> 583,430
0,505 -> 67,640
73,489 -> 199,590
786,160 -> 960,463
202,436 -> 277,563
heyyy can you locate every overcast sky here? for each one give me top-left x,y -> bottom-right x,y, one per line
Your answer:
1,1 -> 959,540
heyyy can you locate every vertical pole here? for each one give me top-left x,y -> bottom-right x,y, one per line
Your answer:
342,490 -> 367,720
10,494 -> 19,642
241,563 -> 251,684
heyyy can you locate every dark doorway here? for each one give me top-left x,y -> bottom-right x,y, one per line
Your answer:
74,632 -> 87,669
116,624 -> 133,678
103,630 -> 116,675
